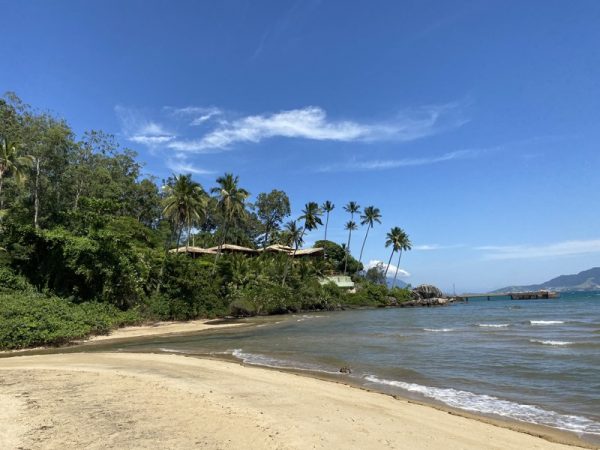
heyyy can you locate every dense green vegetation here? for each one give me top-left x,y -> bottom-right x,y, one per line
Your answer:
0,93 -> 412,350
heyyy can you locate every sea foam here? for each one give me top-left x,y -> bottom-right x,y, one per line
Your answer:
530,340 -> 572,346
478,323 -> 510,328
423,328 -> 455,332
530,320 -> 564,325
231,349 -> 338,374
364,375 -> 600,435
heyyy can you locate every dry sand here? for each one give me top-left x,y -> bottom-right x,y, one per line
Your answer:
83,319 -> 245,343
0,352 -> 587,450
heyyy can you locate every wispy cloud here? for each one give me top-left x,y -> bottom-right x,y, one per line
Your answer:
413,244 -> 463,251
477,239 -> 600,260
366,260 -> 410,277
166,158 -> 216,176
115,105 -> 175,147
165,106 -> 223,126
318,149 -> 477,172
167,103 -> 466,153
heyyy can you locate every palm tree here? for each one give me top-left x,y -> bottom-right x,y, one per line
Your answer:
384,227 -> 404,278
358,206 -> 382,265
0,138 -> 34,210
344,201 -> 360,221
343,220 -> 358,275
282,202 -> 323,285
321,200 -> 335,241
283,220 -> 304,249
210,173 -> 249,265
342,201 -> 360,274
162,174 -> 206,249
392,230 -> 412,288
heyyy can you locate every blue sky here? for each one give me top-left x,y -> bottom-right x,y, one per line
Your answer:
2,0 -> 600,292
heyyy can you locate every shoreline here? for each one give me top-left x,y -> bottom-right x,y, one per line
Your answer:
1,315 -> 597,448
0,351 -> 591,449
0,318 -> 248,356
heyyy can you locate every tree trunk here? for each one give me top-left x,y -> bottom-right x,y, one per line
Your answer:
186,218 -> 191,250
212,219 -> 229,274
74,184 -> 82,211
263,223 -> 271,249
33,157 -> 40,229
384,248 -> 395,278
176,222 -> 183,249
324,212 -> 330,241
358,226 -> 370,265
282,227 -> 305,286
0,170 -> 4,211
392,250 -> 403,288
343,229 -> 353,275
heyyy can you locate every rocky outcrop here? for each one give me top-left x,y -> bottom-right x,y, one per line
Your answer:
400,297 -> 450,308
412,284 -> 444,299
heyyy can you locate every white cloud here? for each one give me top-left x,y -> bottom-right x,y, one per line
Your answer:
366,260 -> 410,277
166,158 -> 216,176
318,149 -> 476,172
477,239 -> 600,260
115,106 -> 175,147
165,106 -> 223,126
413,244 -> 463,251
167,103 -> 466,153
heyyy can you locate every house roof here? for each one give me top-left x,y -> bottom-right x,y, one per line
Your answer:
169,246 -> 217,255
206,244 -> 258,253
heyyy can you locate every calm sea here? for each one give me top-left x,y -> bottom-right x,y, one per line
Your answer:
88,292 -> 600,441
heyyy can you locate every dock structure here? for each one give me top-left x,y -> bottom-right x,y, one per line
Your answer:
508,291 -> 560,300
456,291 -> 559,301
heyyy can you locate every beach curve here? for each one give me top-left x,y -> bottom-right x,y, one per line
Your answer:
0,352 -> 587,450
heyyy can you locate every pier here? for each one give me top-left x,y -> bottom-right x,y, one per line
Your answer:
456,291 -> 560,301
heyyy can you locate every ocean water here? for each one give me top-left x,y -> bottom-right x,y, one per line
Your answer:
94,292 -> 600,441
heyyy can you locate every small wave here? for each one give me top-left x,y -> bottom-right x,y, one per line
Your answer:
530,340 -> 572,346
478,323 -> 509,328
158,348 -> 188,354
423,328 -> 455,332
230,349 -> 338,374
529,320 -> 564,325
364,375 -> 600,435
295,315 -> 324,322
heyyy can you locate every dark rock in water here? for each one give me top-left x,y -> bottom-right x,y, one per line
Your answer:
413,284 -> 444,299
339,366 -> 352,374
400,297 -> 451,308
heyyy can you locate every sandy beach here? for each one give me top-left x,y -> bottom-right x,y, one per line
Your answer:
83,319 -> 246,343
0,350 -> 587,450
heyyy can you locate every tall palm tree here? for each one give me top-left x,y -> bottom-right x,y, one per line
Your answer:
0,138 -> 34,210
282,202 -> 322,286
162,174 -> 206,249
343,220 -> 357,275
392,230 -> 412,288
384,227 -> 404,278
210,173 -> 249,265
321,200 -> 335,241
342,201 -> 360,274
358,206 -> 382,265
344,201 -> 360,221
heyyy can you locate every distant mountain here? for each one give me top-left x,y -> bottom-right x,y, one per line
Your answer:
492,267 -> 600,293
386,278 -> 408,289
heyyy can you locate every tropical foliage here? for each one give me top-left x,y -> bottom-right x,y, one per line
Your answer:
0,93 -> 413,350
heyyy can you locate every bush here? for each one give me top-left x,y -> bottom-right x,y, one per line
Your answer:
158,255 -> 228,319
350,281 -> 389,306
0,265 -> 35,293
0,292 -> 142,350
